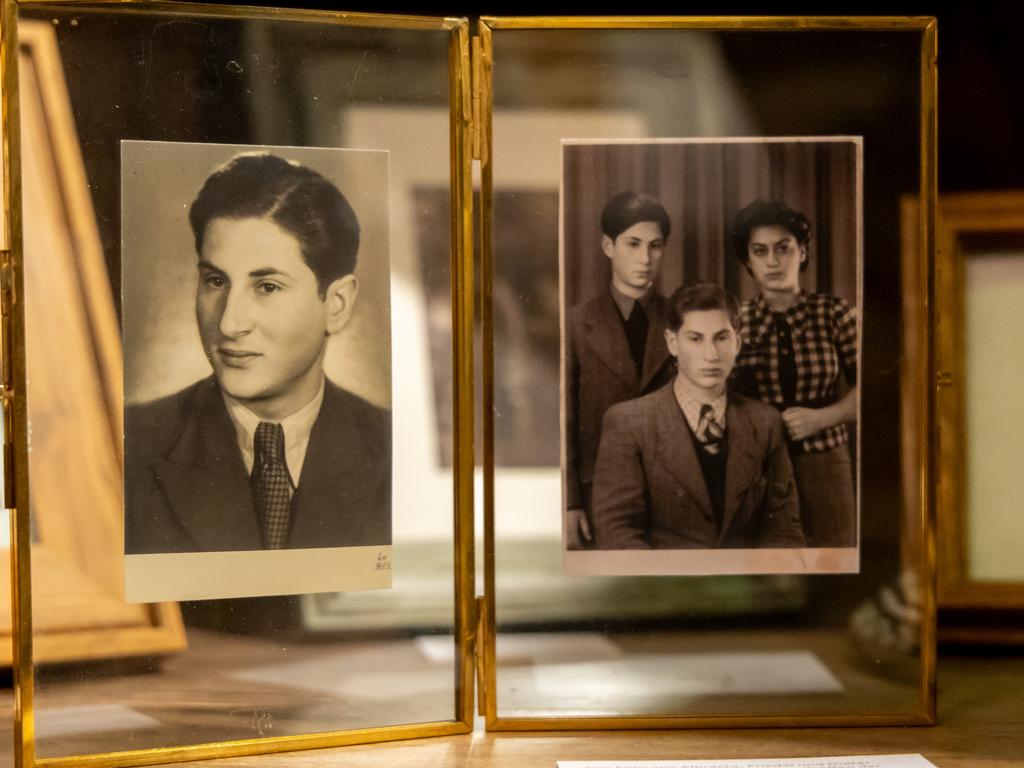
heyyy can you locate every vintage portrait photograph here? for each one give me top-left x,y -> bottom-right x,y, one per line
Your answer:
122,141 -> 392,602
562,138 -> 862,577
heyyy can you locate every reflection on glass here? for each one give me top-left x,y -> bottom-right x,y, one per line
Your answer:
489,25 -> 925,721
17,4 -> 461,759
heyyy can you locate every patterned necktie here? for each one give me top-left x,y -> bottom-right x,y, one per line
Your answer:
697,404 -> 725,455
252,421 -> 291,549
623,301 -> 649,374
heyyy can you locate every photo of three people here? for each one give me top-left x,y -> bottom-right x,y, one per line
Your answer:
562,138 -> 861,576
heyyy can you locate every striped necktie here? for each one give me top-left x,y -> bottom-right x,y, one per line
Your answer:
697,404 -> 725,455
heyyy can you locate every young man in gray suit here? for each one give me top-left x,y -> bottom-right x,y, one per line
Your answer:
564,191 -> 677,550
591,283 -> 804,550
126,154 -> 390,554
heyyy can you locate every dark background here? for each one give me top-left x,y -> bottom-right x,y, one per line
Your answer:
42,1 -> 1024,220
166,0 -> 1021,193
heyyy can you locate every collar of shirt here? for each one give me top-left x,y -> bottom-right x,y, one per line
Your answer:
674,383 -> 727,435
750,290 -> 810,345
610,282 -> 656,321
223,378 -> 326,486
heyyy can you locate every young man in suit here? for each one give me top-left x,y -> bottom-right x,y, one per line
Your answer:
125,153 -> 390,554
591,283 -> 804,550
564,191 -> 677,549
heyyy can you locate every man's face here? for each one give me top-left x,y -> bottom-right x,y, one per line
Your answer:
745,224 -> 806,294
664,309 -> 741,398
602,221 -> 665,298
196,216 -> 330,420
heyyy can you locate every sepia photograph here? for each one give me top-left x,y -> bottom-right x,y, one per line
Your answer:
122,141 -> 392,601
562,138 -> 861,576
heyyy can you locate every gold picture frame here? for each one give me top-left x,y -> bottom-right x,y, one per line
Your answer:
929,191 -> 1024,642
478,15 -> 937,730
3,2 -> 476,766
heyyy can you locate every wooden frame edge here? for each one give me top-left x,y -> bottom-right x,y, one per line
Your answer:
935,191 -> 1024,613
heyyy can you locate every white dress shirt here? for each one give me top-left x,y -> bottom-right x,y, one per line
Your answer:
222,378 -> 325,488
674,385 -> 727,436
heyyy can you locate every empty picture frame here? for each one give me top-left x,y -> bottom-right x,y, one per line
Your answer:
926,191 -> 1024,643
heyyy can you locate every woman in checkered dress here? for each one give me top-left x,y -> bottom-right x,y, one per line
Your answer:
728,199 -> 857,548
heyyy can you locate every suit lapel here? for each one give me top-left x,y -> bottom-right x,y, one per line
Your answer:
639,295 -> 671,391
718,398 -> 764,546
288,385 -> 375,548
653,386 -> 714,518
583,295 -> 638,390
153,378 -> 263,552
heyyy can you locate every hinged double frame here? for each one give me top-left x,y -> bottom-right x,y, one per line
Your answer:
2,5 -> 936,767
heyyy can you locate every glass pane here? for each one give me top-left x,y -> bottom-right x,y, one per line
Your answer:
964,248 -> 1024,582
488,25 -> 926,720
17,3 -> 461,758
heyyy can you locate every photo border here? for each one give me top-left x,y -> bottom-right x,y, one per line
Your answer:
120,139 -> 394,603
560,136 -> 862,577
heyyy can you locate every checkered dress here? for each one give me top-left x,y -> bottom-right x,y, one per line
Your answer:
732,291 -> 857,454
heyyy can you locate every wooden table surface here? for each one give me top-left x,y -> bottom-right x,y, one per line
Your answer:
3,647 -> 1022,767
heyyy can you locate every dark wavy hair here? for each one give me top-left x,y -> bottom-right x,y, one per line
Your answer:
666,282 -> 740,333
600,191 -> 671,241
189,153 -> 360,294
730,199 -> 812,273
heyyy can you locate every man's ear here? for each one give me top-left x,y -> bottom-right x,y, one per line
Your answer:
324,274 -> 358,335
601,234 -> 615,259
663,327 -> 678,358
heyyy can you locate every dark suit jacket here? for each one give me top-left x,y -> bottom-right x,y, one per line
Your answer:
591,383 -> 804,550
565,292 -> 675,511
125,376 -> 391,554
